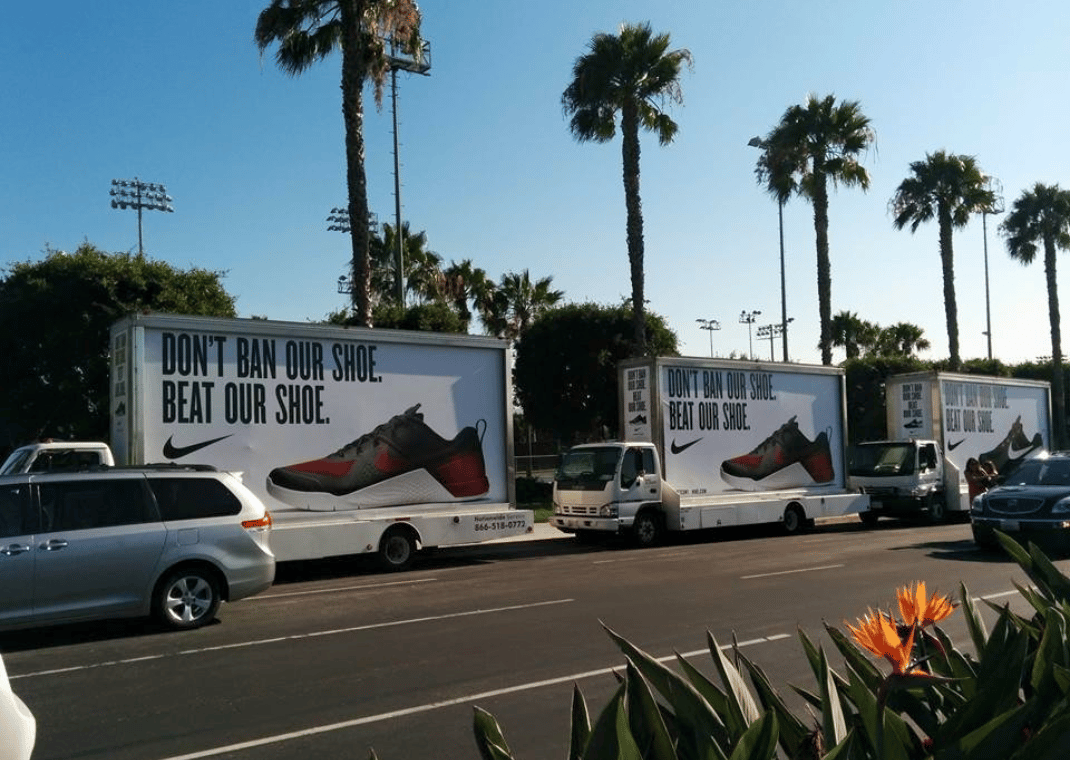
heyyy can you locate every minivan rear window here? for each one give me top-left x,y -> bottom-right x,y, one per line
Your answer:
149,478 -> 242,520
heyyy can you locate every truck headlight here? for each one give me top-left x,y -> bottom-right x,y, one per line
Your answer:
598,503 -> 617,518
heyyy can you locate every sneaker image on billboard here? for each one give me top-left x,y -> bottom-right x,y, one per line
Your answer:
978,415 -> 1044,475
266,404 -> 490,510
720,416 -> 835,491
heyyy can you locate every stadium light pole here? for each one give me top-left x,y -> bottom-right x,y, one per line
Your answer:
695,318 -> 721,357
330,208 -> 378,295
748,136 -> 790,362
756,318 -> 794,361
110,178 -> 173,257
981,176 -> 1005,360
740,310 -> 761,360
385,37 -> 431,307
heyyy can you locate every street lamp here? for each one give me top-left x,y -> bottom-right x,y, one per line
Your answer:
756,318 -> 794,361
748,136 -> 790,362
109,178 -> 173,257
740,310 -> 761,360
981,176 -> 1005,360
330,208 -> 379,294
695,318 -> 721,357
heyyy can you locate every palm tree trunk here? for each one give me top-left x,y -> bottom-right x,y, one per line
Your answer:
341,0 -> 373,327
620,103 -> 646,356
812,173 -> 832,365
1045,237 -> 1066,448
938,205 -> 960,370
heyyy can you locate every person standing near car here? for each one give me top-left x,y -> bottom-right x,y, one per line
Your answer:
966,458 -> 990,501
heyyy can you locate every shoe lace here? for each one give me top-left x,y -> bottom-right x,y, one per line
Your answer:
751,417 -> 798,454
332,405 -> 421,456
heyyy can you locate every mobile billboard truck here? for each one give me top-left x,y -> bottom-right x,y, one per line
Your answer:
109,313 -> 533,570
849,372 -> 1051,524
550,357 -> 869,545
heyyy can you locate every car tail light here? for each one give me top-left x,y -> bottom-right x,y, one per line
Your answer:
242,513 -> 272,529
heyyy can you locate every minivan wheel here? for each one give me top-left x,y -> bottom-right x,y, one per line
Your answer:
378,526 -> 417,571
154,568 -> 221,630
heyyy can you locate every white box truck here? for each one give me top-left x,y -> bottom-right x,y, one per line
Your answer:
108,313 -> 534,569
848,371 -> 1051,524
550,357 -> 869,544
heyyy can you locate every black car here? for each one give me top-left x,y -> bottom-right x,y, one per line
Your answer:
971,453 -> 1070,553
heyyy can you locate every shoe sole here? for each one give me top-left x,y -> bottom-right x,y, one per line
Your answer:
266,468 -> 490,511
719,461 -> 833,491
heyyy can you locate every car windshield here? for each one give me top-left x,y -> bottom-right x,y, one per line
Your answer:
1001,458 -> 1070,487
848,443 -> 916,476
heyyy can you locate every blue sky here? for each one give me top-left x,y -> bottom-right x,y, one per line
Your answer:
3,1 -> 1069,366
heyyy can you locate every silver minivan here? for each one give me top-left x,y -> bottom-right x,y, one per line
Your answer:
0,465 -> 275,631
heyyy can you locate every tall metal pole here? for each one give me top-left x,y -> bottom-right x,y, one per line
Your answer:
740,310 -> 761,360
983,211 -> 993,360
391,67 -> 405,306
696,318 -> 720,357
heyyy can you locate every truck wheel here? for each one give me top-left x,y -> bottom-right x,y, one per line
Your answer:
632,511 -> 662,547
378,526 -> 417,571
859,509 -> 880,527
927,494 -> 947,524
154,566 -> 221,630
782,504 -> 807,534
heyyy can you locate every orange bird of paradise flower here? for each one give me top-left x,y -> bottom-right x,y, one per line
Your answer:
846,609 -> 924,676
896,581 -> 955,628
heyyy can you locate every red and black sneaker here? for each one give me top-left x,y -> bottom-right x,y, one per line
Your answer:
720,416 -> 835,491
266,404 -> 490,510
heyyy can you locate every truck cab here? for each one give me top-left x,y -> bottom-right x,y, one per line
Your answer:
0,442 -> 115,476
550,442 -> 672,544
847,439 -> 955,523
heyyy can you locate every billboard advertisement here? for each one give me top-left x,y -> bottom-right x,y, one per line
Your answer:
622,360 -> 848,496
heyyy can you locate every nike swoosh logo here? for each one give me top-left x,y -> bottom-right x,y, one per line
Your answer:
163,434 -> 233,459
1009,442 -> 1038,457
670,438 -> 702,455
947,439 -> 965,451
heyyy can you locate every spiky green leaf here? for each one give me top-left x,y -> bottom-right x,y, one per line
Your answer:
734,649 -> 811,758
726,712 -> 778,760
624,659 -> 677,760
584,681 -> 644,760
473,707 -> 516,760
708,632 -> 762,736
569,685 -> 590,760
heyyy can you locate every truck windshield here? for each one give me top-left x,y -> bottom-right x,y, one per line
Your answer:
555,447 -> 621,491
848,443 -> 916,476
0,449 -> 31,476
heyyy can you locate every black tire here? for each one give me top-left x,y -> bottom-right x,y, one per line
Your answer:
632,510 -> 663,547
782,504 -> 807,534
859,509 -> 880,527
927,493 -> 947,524
378,526 -> 417,571
154,566 -> 222,630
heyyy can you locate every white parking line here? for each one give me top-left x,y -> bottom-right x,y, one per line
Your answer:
742,564 -> 844,579
155,632 -> 792,760
9,599 -> 573,681
256,577 -> 438,599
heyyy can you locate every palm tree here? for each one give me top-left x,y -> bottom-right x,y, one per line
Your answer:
479,270 -> 564,342
442,259 -> 492,332
889,151 -> 996,370
1001,183 -> 1070,448
255,1 -> 422,327
562,22 -> 691,356
830,310 -> 878,359
756,94 -> 874,365
875,322 -> 931,357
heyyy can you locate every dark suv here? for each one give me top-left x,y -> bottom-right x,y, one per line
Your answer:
0,465 -> 275,630
971,452 -> 1070,553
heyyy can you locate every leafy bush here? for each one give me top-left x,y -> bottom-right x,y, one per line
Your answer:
464,531 -> 1070,759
